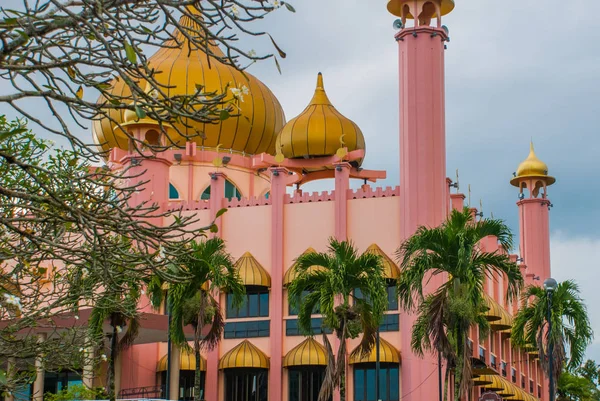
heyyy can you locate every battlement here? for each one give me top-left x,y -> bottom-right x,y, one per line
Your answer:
225,195 -> 272,208
348,186 -> 400,199
166,200 -> 210,211
285,190 -> 335,204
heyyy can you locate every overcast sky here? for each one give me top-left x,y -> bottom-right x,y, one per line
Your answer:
2,0 -> 599,362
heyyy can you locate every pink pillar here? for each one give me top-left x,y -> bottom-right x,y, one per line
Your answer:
334,163 -> 350,241
205,171 -> 226,401
269,167 -> 287,401
518,198 -> 551,282
450,193 -> 465,211
396,24 -> 449,401
333,163 -> 350,401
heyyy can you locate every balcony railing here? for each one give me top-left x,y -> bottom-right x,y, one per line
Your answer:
501,361 -> 507,377
490,354 -> 497,369
511,368 -> 516,383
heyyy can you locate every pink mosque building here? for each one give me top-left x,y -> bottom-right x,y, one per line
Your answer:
51,1 -> 556,400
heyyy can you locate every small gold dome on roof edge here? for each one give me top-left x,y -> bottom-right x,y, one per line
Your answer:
510,142 -> 555,187
92,10 -> 285,155
276,72 -> 365,165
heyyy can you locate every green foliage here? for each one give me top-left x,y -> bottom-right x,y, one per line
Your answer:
288,238 -> 387,401
397,207 -> 523,399
512,280 -> 593,390
558,368 -> 600,401
44,384 -> 108,401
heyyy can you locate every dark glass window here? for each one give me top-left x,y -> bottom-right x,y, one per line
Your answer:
224,320 -> 270,339
288,367 -> 330,401
224,369 -> 268,401
43,371 -> 82,394
169,183 -> 180,199
355,284 -> 398,311
353,364 -> 399,401
160,371 -> 205,401
379,314 -> 399,332
227,287 -> 269,318
289,290 -> 319,316
286,318 -> 332,336
200,180 -> 242,201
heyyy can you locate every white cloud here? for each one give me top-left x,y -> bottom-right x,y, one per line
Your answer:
551,232 -> 600,362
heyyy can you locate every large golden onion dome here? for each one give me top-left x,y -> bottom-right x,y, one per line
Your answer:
92,11 -> 285,155
510,142 -> 555,187
276,73 -> 365,165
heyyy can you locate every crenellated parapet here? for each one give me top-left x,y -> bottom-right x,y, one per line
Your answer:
225,195 -> 272,208
348,186 -> 400,199
285,190 -> 335,204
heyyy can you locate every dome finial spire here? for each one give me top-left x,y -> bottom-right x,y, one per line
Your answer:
316,72 -> 324,90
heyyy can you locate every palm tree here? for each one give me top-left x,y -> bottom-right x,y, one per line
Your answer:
397,207 -> 523,400
148,238 -> 245,400
287,238 -> 388,401
512,280 -> 593,395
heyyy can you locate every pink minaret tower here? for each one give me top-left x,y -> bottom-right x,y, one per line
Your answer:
387,0 -> 454,399
510,143 -> 556,285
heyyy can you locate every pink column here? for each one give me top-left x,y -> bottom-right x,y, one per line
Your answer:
518,198 -> 551,282
450,193 -> 465,211
396,24 -> 449,401
333,163 -> 350,401
269,167 -> 287,401
334,163 -> 350,241
120,126 -> 171,394
205,171 -> 226,401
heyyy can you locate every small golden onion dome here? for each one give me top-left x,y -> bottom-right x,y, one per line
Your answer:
365,244 -> 400,280
387,0 -> 455,18
92,10 -> 285,155
349,337 -> 400,365
276,73 -> 365,165
219,340 -> 269,369
157,348 -> 206,372
283,247 -> 325,286
234,252 -> 271,287
510,142 -> 555,187
283,337 -> 328,367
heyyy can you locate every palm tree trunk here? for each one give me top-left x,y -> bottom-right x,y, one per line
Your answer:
443,365 -> 451,401
194,343 -> 202,401
108,324 -> 118,401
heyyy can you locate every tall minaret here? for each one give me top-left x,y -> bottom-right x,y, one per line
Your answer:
387,0 -> 454,400
510,142 -> 555,284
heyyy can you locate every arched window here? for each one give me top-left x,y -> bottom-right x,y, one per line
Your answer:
169,183 -> 180,199
200,180 -> 242,201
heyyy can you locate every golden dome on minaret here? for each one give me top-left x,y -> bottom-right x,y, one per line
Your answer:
92,10 -> 285,155
387,0 -> 455,18
510,142 -> 555,187
276,73 -> 365,165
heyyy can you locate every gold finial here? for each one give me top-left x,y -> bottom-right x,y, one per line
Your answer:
212,144 -> 223,167
308,72 -> 333,106
274,143 -> 285,163
336,133 -> 348,160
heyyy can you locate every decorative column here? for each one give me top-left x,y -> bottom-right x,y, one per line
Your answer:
333,162 -> 351,401
387,1 -> 453,399
205,171 -> 227,401
268,167 -> 287,401
334,163 -> 350,241
450,193 -> 465,211
168,345 -> 181,400
32,334 -> 46,401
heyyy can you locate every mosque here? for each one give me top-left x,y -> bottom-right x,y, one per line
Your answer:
54,0 -> 555,400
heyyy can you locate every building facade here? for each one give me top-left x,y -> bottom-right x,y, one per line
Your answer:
82,1 -> 556,401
